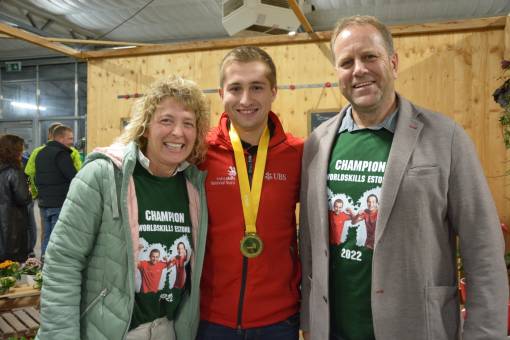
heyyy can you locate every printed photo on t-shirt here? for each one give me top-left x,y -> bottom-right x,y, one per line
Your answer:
327,188 -> 380,250
135,236 -> 192,294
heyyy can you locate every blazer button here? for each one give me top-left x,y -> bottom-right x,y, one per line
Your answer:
323,296 -> 328,304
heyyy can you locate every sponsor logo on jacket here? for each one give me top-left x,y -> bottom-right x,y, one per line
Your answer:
210,166 -> 288,186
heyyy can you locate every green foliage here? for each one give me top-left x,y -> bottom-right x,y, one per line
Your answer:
499,103 -> 510,149
494,64 -> 510,148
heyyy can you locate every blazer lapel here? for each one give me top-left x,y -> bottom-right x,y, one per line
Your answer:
312,110 -> 345,248
375,97 -> 423,246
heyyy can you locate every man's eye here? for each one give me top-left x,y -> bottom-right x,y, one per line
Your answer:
339,60 -> 353,68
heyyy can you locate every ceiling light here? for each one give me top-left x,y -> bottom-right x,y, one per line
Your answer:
11,101 -> 46,111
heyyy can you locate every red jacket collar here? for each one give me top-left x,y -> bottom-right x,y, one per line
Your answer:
208,111 -> 287,149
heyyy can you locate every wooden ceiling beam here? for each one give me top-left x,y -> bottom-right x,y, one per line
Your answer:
0,21 -> 83,58
288,0 -> 314,33
82,16 -> 506,60
81,31 -> 332,59
49,37 -> 156,47
389,15 -> 506,36
1,15 -> 505,60
0,33 -> 155,46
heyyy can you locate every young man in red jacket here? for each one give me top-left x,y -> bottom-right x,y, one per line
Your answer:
197,46 -> 303,339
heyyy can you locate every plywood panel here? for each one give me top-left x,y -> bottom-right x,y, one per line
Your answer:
87,27 -> 509,224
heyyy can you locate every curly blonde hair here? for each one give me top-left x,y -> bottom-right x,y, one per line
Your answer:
117,75 -> 210,164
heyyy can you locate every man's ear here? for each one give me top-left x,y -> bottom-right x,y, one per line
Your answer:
219,88 -> 224,100
390,52 -> 399,79
271,86 -> 277,102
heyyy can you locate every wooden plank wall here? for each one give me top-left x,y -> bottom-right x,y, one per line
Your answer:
87,27 -> 509,223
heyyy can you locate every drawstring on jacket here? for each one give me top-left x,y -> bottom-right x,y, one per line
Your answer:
107,161 -> 120,219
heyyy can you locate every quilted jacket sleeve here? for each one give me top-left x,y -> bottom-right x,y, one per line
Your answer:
36,159 -> 106,340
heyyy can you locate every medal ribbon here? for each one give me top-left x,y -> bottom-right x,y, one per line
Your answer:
229,124 -> 269,235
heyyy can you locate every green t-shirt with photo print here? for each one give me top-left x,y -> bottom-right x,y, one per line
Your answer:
130,161 -> 193,330
327,129 -> 392,340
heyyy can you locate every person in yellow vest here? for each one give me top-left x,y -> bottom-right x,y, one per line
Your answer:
24,122 -> 81,256
25,122 -> 82,199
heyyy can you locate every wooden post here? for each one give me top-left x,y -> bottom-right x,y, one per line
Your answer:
505,14 -> 510,60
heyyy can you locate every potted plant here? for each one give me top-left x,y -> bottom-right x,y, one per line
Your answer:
33,271 -> 43,290
493,59 -> 510,148
0,260 -> 20,294
20,257 -> 42,287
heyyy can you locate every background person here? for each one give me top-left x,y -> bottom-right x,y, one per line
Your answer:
25,122 -> 82,200
0,134 -> 32,262
34,125 -> 77,256
36,75 -> 209,340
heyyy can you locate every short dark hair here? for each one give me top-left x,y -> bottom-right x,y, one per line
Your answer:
52,125 -> 73,139
149,248 -> 160,256
367,194 -> 379,203
220,46 -> 277,89
48,122 -> 63,137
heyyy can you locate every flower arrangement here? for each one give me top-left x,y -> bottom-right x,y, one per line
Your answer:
33,271 -> 43,290
0,260 -> 20,294
0,260 -> 21,279
493,59 -> 510,148
0,276 -> 16,294
21,257 -> 42,276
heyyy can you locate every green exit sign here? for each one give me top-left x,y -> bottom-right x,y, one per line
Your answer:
5,61 -> 21,72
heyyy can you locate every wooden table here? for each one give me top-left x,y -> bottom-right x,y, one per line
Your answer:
0,284 -> 40,339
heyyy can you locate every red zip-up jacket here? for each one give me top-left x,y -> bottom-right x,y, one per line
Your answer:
199,112 -> 303,328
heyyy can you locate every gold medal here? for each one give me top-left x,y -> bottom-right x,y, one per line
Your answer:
229,125 -> 269,260
240,233 -> 264,258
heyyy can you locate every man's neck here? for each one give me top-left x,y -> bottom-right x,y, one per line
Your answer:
52,140 -> 69,149
352,95 -> 397,129
232,119 -> 268,146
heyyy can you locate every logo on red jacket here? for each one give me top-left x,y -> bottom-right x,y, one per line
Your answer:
210,166 -> 237,186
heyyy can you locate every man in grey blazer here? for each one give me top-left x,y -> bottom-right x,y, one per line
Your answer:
299,15 -> 508,340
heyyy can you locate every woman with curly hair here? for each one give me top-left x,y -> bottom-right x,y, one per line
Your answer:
0,134 -> 32,262
37,75 -> 210,340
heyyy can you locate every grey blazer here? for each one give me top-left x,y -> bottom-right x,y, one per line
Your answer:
299,95 -> 508,340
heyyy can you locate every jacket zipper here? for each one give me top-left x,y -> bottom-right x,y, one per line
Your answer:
236,151 -> 255,329
236,257 -> 249,330
80,287 -> 108,319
